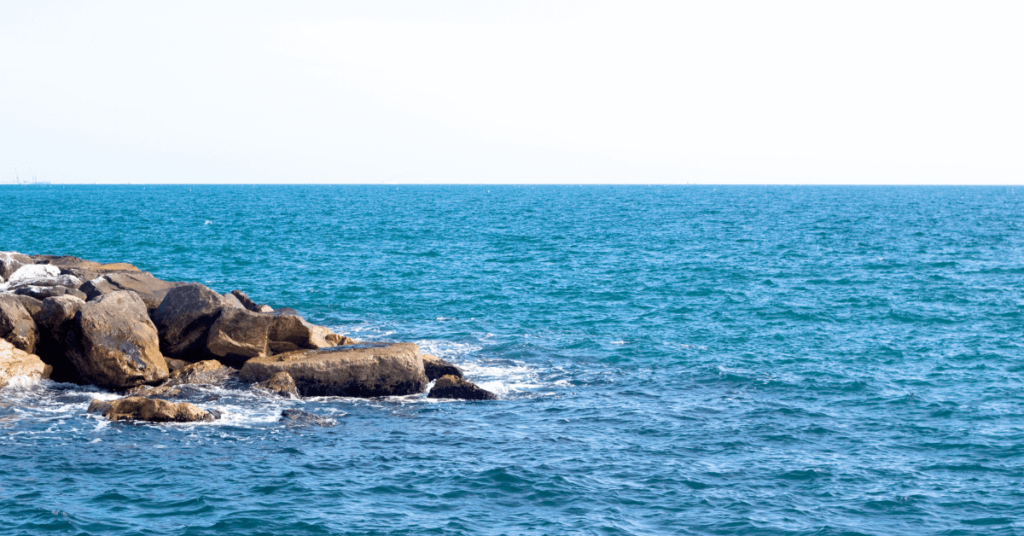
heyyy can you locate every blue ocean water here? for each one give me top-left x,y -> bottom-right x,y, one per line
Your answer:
2,185 -> 1023,535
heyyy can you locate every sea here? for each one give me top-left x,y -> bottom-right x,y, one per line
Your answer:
1,185 -> 1023,535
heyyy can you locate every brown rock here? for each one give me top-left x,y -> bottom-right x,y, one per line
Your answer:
80,272 -> 183,312
206,308 -> 274,366
67,291 -> 169,388
165,359 -> 234,386
222,292 -> 246,310
33,255 -> 139,274
269,314 -> 349,351
256,371 -> 298,398
427,374 -> 498,401
255,305 -> 274,313
151,283 -> 230,360
0,339 -> 52,388
0,295 -> 38,353
164,357 -> 189,372
240,342 -> 429,397
422,353 -> 463,380
126,384 -> 184,398
12,295 -> 43,319
88,396 -> 217,423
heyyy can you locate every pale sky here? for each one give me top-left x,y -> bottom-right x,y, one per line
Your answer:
1,1 -> 1021,184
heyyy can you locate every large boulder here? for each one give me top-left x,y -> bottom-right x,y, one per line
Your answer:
240,343 -> 429,397
3,264 -> 77,290
206,308 -> 274,366
422,353 -> 463,381
12,295 -> 43,319
67,291 -> 168,388
427,374 -> 498,400
80,272 -> 183,312
0,252 -> 33,281
151,283 -> 230,360
0,339 -> 52,388
0,295 -> 38,353
87,396 -> 217,423
34,295 -> 86,383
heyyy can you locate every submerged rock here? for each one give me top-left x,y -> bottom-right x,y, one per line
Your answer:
152,283 -> 230,360
88,396 -> 217,423
66,291 -> 169,388
240,343 -> 429,397
280,409 -> 337,427
0,295 -> 38,353
256,371 -> 298,398
428,375 -> 498,401
422,353 -> 463,381
0,339 -> 51,388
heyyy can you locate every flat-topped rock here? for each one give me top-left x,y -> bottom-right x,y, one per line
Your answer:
81,272 -> 183,311
87,396 -> 217,423
240,342 -> 429,397
0,339 -> 52,388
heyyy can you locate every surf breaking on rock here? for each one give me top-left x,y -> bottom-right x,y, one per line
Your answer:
0,251 -> 497,423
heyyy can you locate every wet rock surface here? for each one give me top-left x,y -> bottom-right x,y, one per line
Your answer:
422,353 -> 463,381
88,396 -> 218,423
280,409 -> 337,427
256,371 -> 298,398
0,339 -> 51,388
428,374 -> 498,400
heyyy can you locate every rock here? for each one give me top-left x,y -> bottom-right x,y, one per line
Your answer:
88,396 -> 217,423
240,342 -> 429,397
164,357 -> 189,372
80,272 -> 183,312
205,308 -> 274,366
12,295 -> 43,319
280,409 -> 337,427
0,252 -> 33,280
255,305 -> 274,313
222,292 -> 246,310
165,359 -> 234,386
422,353 -> 463,380
0,296 -> 38,353
256,371 -> 298,398
230,290 -> 259,311
0,339 -> 51,388
427,374 -> 498,401
34,295 -> 86,383
13,285 -> 87,301
269,314 -> 349,351
126,384 -> 184,398
66,291 -> 168,388
33,255 -> 139,274
151,283 -> 230,360
4,264 -> 62,289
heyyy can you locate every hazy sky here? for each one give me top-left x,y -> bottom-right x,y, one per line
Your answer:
1,1 -> 1021,184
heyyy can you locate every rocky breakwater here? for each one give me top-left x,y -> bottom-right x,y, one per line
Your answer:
1,252 -> 496,423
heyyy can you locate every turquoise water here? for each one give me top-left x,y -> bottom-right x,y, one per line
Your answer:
2,185 -> 1023,535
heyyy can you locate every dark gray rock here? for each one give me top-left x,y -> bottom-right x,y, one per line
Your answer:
13,285 -> 87,301
11,295 -> 43,319
67,291 -> 169,388
151,283 -> 230,360
428,374 -> 498,401
34,295 -> 86,383
231,290 -> 259,312
0,295 -> 38,354
422,353 -> 463,381
280,409 -> 337,427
